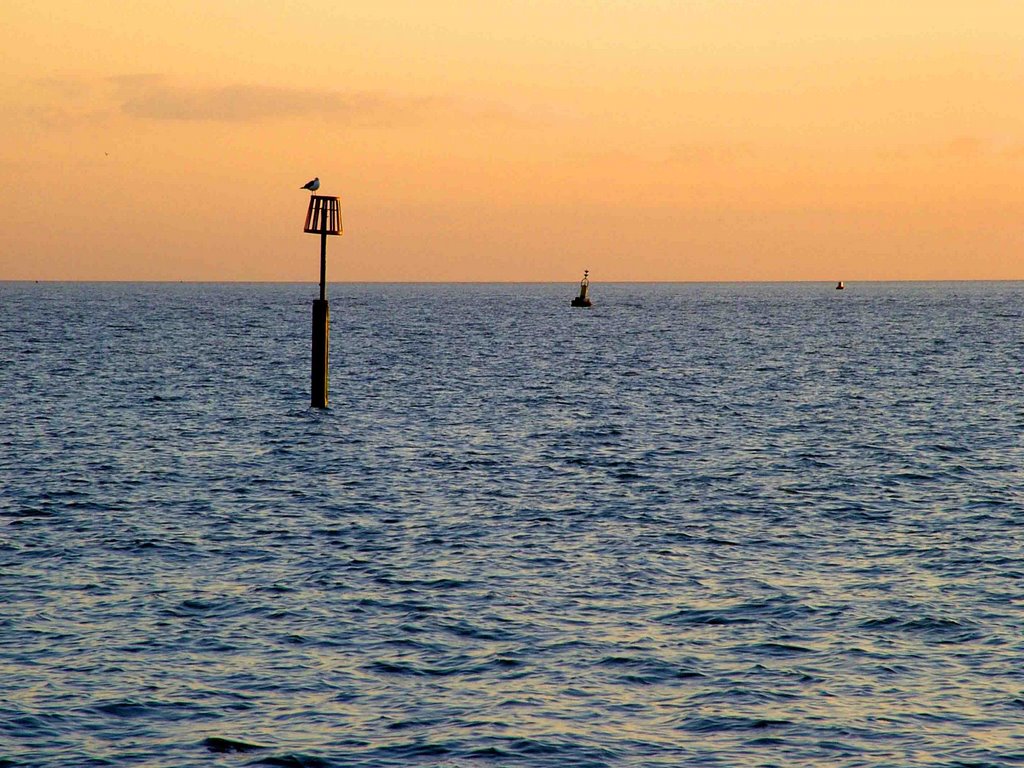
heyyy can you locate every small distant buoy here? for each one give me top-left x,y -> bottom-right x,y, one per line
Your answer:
836,281 -> 845,290
571,270 -> 592,307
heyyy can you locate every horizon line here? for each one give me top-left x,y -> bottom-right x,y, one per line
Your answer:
2,278 -> 1023,285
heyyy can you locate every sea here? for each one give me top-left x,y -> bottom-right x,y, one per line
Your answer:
1,281 -> 1022,768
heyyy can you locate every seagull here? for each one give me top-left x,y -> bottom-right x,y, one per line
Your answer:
301,177 -> 320,193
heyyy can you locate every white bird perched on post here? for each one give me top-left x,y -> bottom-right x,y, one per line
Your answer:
301,177 -> 320,193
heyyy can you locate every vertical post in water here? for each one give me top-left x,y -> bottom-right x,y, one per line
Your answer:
303,193 -> 342,409
311,301 -> 329,408
311,219 -> 329,408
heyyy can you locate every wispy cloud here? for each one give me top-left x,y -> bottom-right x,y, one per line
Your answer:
21,73 -> 530,131
109,75 -> 450,125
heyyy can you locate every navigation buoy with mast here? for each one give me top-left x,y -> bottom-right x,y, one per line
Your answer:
571,270 -> 592,307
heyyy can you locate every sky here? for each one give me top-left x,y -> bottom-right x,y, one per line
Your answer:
2,1 -> 1023,282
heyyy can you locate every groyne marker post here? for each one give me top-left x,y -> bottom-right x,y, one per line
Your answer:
303,194 -> 342,408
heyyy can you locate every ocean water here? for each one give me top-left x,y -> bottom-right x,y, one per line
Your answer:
1,280 -> 1022,768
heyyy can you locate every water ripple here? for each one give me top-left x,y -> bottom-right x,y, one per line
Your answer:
1,281 -> 1023,767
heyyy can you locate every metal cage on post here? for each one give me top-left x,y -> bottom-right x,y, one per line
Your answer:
304,195 -> 342,236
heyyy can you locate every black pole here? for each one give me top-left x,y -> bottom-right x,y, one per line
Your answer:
311,300 -> 329,408
319,230 -> 327,301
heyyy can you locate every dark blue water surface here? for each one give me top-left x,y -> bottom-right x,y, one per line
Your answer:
1,281 -> 1023,768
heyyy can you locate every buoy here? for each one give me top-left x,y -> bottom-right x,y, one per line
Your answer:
571,270 -> 592,307
836,281 -> 845,290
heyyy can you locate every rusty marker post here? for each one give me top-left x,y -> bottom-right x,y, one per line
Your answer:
303,194 -> 342,408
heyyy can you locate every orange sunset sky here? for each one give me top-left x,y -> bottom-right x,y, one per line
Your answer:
2,1 -> 1023,282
